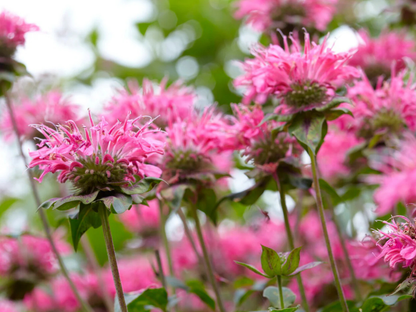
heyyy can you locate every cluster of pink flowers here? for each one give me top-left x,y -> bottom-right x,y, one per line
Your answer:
348,30 -> 416,83
0,234 -> 70,279
234,0 -> 337,33
233,104 -> 302,172
234,33 -> 360,114
29,113 -> 165,194
337,71 -> 416,140
0,10 -> 38,56
374,217 -> 416,274
0,91 -> 81,141
104,78 -> 196,128
368,135 -> 416,215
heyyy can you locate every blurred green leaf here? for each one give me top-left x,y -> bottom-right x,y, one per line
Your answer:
263,286 -> 296,309
261,245 -> 281,277
69,202 -> 102,250
281,247 -> 301,276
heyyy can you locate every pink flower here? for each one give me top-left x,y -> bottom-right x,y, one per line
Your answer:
0,300 -> 18,312
234,0 -> 337,33
104,78 -> 196,129
0,91 -> 81,141
29,112 -> 165,194
348,30 -> 416,83
374,216 -> 416,273
118,199 -> 160,235
234,32 -> 360,113
232,104 -> 302,171
162,107 -> 237,183
0,10 -> 38,56
317,128 -> 363,181
368,135 -> 416,215
337,71 -> 416,139
0,234 -> 70,279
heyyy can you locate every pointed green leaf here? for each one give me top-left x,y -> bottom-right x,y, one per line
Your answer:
288,261 -> 322,276
269,306 -> 300,311
126,288 -> 168,312
197,188 -> 218,225
263,286 -> 296,309
187,280 -> 216,310
131,194 -> 145,205
316,97 -> 350,112
289,114 -> 328,155
234,261 -> 271,278
321,300 -> 358,312
121,177 -> 165,195
281,247 -> 301,276
360,295 -> 412,312
261,245 -> 281,276
38,198 -> 60,210
69,202 -> 102,251
53,191 -> 99,211
319,179 -> 342,207
325,107 -> 353,121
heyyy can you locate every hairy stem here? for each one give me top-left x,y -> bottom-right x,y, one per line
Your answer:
191,206 -> 226,312
273,174 -> 310,312
308,147 -> 349,312
277,275 -> 285,309
3,90 -> 93,312
98,205 -> 127,312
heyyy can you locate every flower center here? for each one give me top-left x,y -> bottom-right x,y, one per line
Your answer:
250,136 -> 290,166
71,155 -> 128,194
166,150 -> 210,174
372,108 -> 403,133
284,81 -> 327,109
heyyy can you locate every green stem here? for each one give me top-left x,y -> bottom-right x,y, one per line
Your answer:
191,206 -> 226,312
277,275 -> 285,309
3,89 -> 93,312
308,147 -> 349,312
273,174 -> 310,312
158,200 -> 175,277
178,207 -> 205,265
98,205 -> 128,312
155,250 -> 167,290
330,206 -> 362,301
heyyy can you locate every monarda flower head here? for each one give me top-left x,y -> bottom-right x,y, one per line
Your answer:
232,104 -> 302,173
29,113 -> 164,194
162,107 -> 237,184
348,30 -> 416,85
374,216 -> 416,274
234,0 -> 337,34
339,70 -> 416,140
0,91 -> 81,142
368,134 -> 416,215
0,10 -> 38,58
234,32 -> 360,115
104,78 -> 196,129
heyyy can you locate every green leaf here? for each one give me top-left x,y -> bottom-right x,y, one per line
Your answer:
261,245 -> 281,277
268,306 -> 300,311
260,113 -> 294,125
100,194 -> 133,214
216,178 -> 268,208
234,261 -> 271,278
69,202 -> 102,251
325,107 -> 353,121
321,300 -> 358,312
120,177 -> 164,195
289,114 -> 328,155
197,188 -> 218,225
360,295 -> 412,312
186,280 -> 216,310
288,262 -> 322,276
281,247 -> 301,276
316,97 -> 350,112
234,289 -> 256,307
287,175 -> 312,190
263,286 -> 296,309
53,191 -> 99,211
126,288 -> 168,312
233,276 -> 255,288
38,198 -> 60,210
319,179 -> 342,207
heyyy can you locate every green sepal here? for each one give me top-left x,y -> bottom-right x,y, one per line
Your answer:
261,245 -> 281,276
69,202 -> 102,251
263,286 -> 296,309
281,247 -> 301,276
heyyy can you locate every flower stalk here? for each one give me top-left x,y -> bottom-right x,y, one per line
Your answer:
98,205 -> 128,312
2,89 -> 94,312
308,147 -> 349,312
277,275 -> 285,309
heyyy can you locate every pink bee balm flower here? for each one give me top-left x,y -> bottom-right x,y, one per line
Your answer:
0,91 -> 81,142
0,10 -> 38,57
368,134 -> 416,215
234,33 -> 360,114
348,30 -> 416,84
374,216 -> 416,274
0,300 -> 18,312
104,78 -> 196,129
338,71 -> 416,140
28,112 -> 165,194
234,0 -> 337,33
317,128 -> 363,181
118,199 -> 160,235
162,108 -> 238,183
232,104 -> 302,172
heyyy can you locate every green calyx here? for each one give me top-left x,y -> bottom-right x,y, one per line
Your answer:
166,149 -> 211,175
358,108 -> 404,139
284,81 -> 327,109
249,135 -> 291,166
